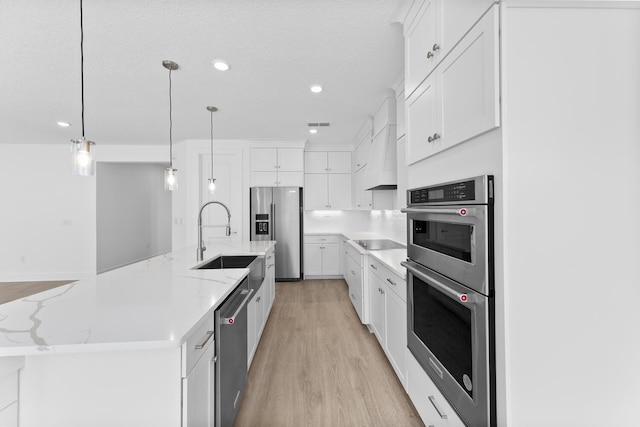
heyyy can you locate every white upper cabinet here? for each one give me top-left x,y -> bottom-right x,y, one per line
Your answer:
304,152 -> 351,174
304,151 -> 351,210
250,147 -> 304,187
406,5 -> 500,164
405,0 -> 496,97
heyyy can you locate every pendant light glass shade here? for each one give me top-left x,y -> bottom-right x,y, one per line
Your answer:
163,60 -> 179,191
71,137 -> 95,176
71,0 -> 96,176
164,167 -> 178,191
208,178 -> 216,193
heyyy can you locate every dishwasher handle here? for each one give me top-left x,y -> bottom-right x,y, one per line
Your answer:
221,289 -> 254,325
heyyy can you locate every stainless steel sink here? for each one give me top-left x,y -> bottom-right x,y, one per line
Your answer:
355,239 -> 406,251
195,255 -> 265,296
196,255 -> 258,269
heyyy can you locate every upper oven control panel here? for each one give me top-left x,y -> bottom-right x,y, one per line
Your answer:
407,175 -> 493,206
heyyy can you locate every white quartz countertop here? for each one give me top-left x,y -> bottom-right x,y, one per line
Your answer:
0,240 -> 275,356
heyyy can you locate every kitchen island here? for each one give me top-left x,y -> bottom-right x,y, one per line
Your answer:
0,240 -> 275,426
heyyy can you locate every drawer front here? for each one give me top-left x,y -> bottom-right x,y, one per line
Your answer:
369,257 -> 406,302
345,241 -> 363,265
305,234 -> 340,244
407,352 -> 466,427
182,311 -> 215,376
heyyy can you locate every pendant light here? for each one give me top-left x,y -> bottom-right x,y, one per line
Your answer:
163,60 -> 179,191
71,0 -> 95,176
206,106 -> 218,193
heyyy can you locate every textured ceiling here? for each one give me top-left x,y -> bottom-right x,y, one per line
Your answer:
0,0 -> 404,147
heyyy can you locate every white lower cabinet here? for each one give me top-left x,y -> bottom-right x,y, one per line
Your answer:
344,241 -> 366,323
304,235 -> 341,277
248,247 -> 276,368
367,258 -> 407,389
182,336 -> 215,427
407,352 -> 465,427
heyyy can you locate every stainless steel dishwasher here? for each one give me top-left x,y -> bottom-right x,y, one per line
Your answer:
215,277 -> 252,427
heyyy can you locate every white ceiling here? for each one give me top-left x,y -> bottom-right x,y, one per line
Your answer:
0,0 -> 404,147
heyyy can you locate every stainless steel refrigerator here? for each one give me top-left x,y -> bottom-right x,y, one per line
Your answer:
250,187 -> 303,281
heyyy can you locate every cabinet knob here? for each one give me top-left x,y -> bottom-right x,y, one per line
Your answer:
427,51 -> 434,59
427,133 -> 441,143
433,43 -> 440,52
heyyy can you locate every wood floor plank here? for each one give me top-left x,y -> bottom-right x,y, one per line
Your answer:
0,280 -> 75,305
234,279 -> 423,427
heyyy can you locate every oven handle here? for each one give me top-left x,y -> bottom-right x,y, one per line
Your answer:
401,207 -> 480,217
401,260 -> 471,302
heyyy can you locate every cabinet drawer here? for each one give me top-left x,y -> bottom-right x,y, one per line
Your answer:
345,241 -> 363,265
305,234 -> 339,244
368,257 -> 406,302
182,311 -> 215,376
407,352 -> 465,427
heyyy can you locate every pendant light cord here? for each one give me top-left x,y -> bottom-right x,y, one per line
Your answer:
169,68 -> 173,169
210,109 -> 214,178
80,0 -> 85,138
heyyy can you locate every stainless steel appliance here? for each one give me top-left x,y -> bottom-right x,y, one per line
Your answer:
401,175 -> 495,427
215,278 -> 253,427
250,187 -> 303,281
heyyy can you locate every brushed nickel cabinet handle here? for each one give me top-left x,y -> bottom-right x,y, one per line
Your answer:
432,43 -> 440,52
370,264 -> 377,269
195,331 -> 214,349
427,51 -> 434,59
428,396 -> 448,419
386,278 -> 397,287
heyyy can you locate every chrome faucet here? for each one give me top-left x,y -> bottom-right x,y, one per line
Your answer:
197,201 -> 231,261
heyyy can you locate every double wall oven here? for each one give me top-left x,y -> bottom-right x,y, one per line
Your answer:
402,175 -> 495,427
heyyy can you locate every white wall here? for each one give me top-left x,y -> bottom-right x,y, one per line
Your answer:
0,144 -> 96,281
304,210 -> 407,243
0,144 -> 168,281
96,163 -> 171,273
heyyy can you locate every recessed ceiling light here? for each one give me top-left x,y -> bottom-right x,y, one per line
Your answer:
213,60 -> 229,71
309,129 -> 318,134
310,85 -> 323,93
57,121 -> 71,127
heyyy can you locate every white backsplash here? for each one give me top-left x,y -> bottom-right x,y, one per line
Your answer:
304,210 -> 407,243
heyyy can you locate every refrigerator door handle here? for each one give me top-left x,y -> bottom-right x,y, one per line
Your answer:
270,203 -> 276,240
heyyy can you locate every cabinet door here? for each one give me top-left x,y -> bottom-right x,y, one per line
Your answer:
303,243 -> 323,276
251,171 -> 278,187
277,148 -> 304,172
304,152 -> 327,173
439,0 -> 495,59
277,171 -> 304,187
321,243 -> 340,275
353,135 -> 371,171
327,174 -> 351,209
304,174 -> 328,210
405,0 -> 437,97
251,148 -> 277,171
254,285 -> 266,342
247,298 -> 257,367
353,168 -> 372,210
385,283 -> 407,387
327,152 -> 351,173
406,74 -> 439,165
439,5 -> 499,152
369,273 -> 386,345
183,341 -> 215,427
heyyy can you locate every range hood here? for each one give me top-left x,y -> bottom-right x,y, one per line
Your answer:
365,93 -> 397,190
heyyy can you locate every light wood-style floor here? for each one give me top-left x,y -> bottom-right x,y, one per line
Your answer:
234,279 -> 423,427
0,280 -> 75,305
